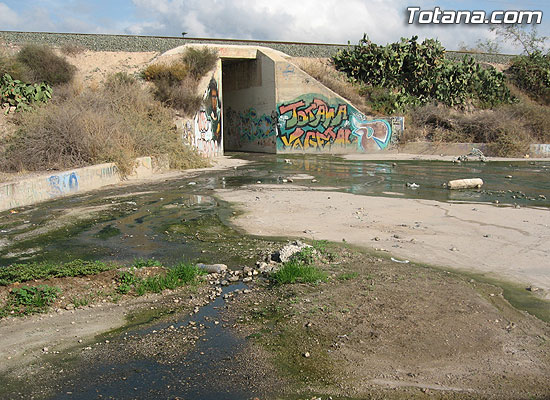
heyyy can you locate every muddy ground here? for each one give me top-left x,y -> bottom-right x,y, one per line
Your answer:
1,243 -> 549,399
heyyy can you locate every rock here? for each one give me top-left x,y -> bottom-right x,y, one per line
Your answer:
196,263 -> 228,273
243,277 -> 253,283
271,240 -> 312,263
526,285 -> 540,292
228,275 -> 240,282
256,180 -> 261,184
303,351 -> 311,358
65,304 -> 75,310
373,237 -> 381,241
243,266 -> 253,275
221,280 -> 229,286
311,179 -> 318,183
43,347 -> 49,353
188,182 -> 197,185
505,175 -> 513,179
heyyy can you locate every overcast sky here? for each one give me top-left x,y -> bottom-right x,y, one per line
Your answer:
1,0 -> 549,53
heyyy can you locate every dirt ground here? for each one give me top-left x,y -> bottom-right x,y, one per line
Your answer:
226,246 -> 550,399
216,184 -> 550,299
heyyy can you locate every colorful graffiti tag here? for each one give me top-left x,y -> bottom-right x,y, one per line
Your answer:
277,95 -> 397,152
193,76 -> 222,157
225,107 -> 277,150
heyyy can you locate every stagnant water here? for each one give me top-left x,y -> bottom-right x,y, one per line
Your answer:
1,154 -> 549,399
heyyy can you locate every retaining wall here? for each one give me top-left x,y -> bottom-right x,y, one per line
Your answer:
0,157 -> 153,213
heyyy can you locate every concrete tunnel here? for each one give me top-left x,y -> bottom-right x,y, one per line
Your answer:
166,44 -> 405,157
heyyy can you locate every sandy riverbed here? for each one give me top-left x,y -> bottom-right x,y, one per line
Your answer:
217,184 -> 550,298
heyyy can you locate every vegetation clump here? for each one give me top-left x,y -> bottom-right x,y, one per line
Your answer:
271,246 -> 328,285
0,72 -> 208,174
333,35 -> 513,113
16,44 -> 75,86
0,285 -> 60,317
116,262 -> 206,295
142,46 -> 218,115
508,51 -> 550,104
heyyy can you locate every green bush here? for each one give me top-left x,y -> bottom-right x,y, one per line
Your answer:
508,51 -> 550,104
16,44 -> 75,85
271,260 -> 328,285
333,35 -> 513,112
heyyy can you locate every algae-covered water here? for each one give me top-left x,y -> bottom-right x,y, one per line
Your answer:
1,154 -> 549,267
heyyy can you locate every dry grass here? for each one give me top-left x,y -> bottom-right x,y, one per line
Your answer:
0,76 -> 208,175
407,103 -> 532,156
293,58 -> 373,115
143,47 -> 218,116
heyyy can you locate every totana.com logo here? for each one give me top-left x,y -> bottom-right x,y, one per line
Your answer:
406,7 -> 542,24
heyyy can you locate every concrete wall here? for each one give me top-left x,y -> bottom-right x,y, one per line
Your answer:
273,58 -> 404,154
222,52 -> 277,153
0,157 -> 153,213
165,44 -> 404,156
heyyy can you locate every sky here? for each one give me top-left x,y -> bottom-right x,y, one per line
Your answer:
0,0 -> 549,53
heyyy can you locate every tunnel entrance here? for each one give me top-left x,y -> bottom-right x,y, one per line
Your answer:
221,54 -> 277,153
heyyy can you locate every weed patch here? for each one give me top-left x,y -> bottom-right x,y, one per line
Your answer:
0,285 -> 60,317
0,259 -> 116,286
116,262 -> 206,295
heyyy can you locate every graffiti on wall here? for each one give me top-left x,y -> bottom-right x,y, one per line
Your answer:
192,76 -> 222,157
225,107 -> 277,149
277,95 -> 399,152
48,172 -> 79,197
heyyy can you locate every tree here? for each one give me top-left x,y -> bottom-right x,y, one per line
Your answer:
490,25 -> 547,55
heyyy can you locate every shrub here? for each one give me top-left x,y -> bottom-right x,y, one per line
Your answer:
181,47 -> 218,78
59,42 -> 86,56
153,75 -> 202,114
333,35 -> 513,112
142,62 -> 188,85
16,44 -> 75,85
508,51 -> 550,104
0,50 -> 29,82
0,74 -> 208,174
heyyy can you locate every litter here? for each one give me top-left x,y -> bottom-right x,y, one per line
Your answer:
391,257 -> 410,264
